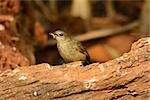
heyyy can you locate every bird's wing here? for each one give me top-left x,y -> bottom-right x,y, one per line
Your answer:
75,41 -> 90,62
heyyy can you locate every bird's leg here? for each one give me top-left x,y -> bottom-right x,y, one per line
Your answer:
80,60 -> 89,67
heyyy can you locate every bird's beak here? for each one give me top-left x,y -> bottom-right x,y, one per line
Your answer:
49,33 -> 56,39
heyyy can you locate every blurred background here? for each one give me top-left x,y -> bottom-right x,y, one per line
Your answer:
0,0 -> 149,69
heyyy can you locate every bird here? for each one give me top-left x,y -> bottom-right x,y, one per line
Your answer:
49,30 -> 90,66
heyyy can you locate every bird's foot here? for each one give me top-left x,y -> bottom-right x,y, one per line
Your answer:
80,61 -> 89,67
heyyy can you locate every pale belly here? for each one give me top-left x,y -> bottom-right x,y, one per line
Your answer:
57,42 -> 85,62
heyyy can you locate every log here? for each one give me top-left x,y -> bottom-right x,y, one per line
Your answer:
0,37 -> 150,100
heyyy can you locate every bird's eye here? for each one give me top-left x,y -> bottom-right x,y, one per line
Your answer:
59,33 -> 63,36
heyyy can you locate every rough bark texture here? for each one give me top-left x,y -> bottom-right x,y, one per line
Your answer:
0,0 -> 36,70
0,37 -> 150,100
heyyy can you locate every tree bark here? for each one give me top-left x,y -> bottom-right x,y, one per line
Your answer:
0,37 -> 150,100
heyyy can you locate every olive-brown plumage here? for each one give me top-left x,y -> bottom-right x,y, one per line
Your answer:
50,30 -> 90,65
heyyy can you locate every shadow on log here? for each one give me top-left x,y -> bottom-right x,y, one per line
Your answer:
0,37 -> 150,100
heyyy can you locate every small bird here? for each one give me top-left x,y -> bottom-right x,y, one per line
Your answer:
50,30 -> 90,66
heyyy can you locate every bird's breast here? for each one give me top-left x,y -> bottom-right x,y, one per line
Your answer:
57,41 -> 85,62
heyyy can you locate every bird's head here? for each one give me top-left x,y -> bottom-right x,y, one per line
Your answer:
49,30 -> 68,41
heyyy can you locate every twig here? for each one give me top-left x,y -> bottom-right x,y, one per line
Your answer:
34,1 -> 51,22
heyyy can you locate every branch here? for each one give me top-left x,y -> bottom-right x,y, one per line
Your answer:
0,37 -> 150,99
75,21 -> 139,42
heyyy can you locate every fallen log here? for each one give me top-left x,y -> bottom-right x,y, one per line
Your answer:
0,37 -> 150,100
